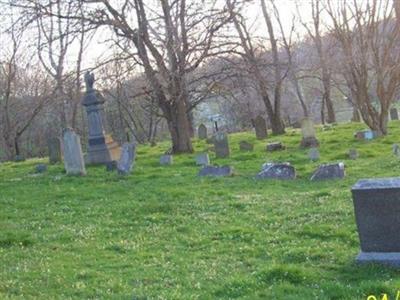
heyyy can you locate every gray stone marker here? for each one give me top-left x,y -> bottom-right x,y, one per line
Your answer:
198,165 -> 233,177
393,144 -> 400,157
354,130 -> 377,141
348,149 -> 359,160
213,132 -> 230,158
35,164 -> 47,173
266,142 -> 285,152
63,128 -> 86,176
300,118 -> 319,148
198,124 -> 207,140
309,148 -> 320,162
196,153 -> 210,166
352,178 -> 400,267
256,163 -> 296,180
254,115 -> 268,140
117,143 -> 136,175
239,141 -> 254,151
160,154 -> 173,165
106,160 -> 118,172
390,108 -> 399,120
310,162 -> 344,181
48,137 -> 62,164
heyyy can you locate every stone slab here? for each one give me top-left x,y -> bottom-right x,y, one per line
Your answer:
356,252 -> 400,267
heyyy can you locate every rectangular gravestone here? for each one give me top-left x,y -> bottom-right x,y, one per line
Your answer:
63,128 -> 86,176
48,137 -> 62,164
390,108 -> 399,121
198,124 -> 207,140
196,153 -> 210,166
160,154 -> 173,165
352,178 -> 400,266
117,143 -> 136,175
213,132 -> 230,158
254,115 -> 268,140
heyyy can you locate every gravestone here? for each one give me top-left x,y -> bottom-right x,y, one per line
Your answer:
309,148 -> 320,162
390,108 -> 399,121
82,71 -> 120,165
48,137 -> 62,164
348,149 -> 359,160
239,141 -> 254,151
393,144 -> 400,157
160,154 -> 173,165
196,153 -> 210,166
354,130 -> 377,141
198,124 -> 207,140
256,163 -> 296,180
254,115 -> 268,140
106,160 -> 118,172
213,132 -> 230,158
35,164 -> 47,173
352,178 -> 400,266
117,143 -> 136,175
300,118 -> 319,148
198,165 -> 233,177
63,128 -> 86,176
266,142 -> 285,152
310,162 -> 344,181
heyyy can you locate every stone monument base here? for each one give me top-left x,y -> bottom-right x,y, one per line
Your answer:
356,252 -> 400,267
85,135 -> 121,165
300,137 -> 319,148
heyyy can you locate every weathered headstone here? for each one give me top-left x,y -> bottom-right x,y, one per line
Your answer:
106,160 -> 118,172
35,164 -> 47,173
239,141 -> 254,151
354,130 -> 377,141
198,124 -> 207,140
160,154 -> 173,165
63,128 -> 86,176
352,178 -> 400,266
348,149 -> 359,160
266,142 -> 285,152
198,165 -> 233,177
310,162 -> 345,181
254,115 -> 268,140
213,132 -> 230,158
48,137 -> 62,164
393,144 -> 400,157
300,117 -> 319,148
117,143 -> 136,175
390,108 -> 399,121
309,148 -> 320,162
196,153 -> 210,166
256,163 -> 296,180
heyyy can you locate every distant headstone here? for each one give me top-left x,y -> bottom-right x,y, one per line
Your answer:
393,144 -> 400,157
35,164 -> 47,173
239,141 -> 254,151
256,163 -> 296,180
354,130 -> 377,141
266,142 -> 285,152
117,143 -> 136,175
348,149 -> 359,160
14,155 -> 25,162
196,153 -> 210,166
310,162 -> 345,181
48,137 -> 62,164
213,132 -> 230,158
160,154 -> 173,165
309,148 -> 320,162
198,165 -> 233,177
106,160 -> 118,172
63,128 -> 86,176
198,124 -> 207,140
352,178 -> 400,266
300,118 -> 319,148
254,115 -> 268,140
390,108 -> 399,120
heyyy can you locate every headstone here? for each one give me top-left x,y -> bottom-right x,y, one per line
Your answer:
48,137 -> 62,164
213,132 -> 230,158
348,149 -> 359,160
63,128 -> 86,176
117,143 -> 136,175
198,165 -> 233,177
300,118 -> 319,148
196,153 -> 210,166
266,142 -> 285,152
310,162 -> 345,181
393,144 -> 400,157
256,163 -> 296,180
354,130 -> 377,141
309,148 -> 320,162
82,71 -> 120,165
198,124 -> 207,140
390,108 -> 399,120
106,160 -> 118,172
352,178 -> 400,266
160,154 -> 173,165
35,164 -> 47,173
239,141 -> 254,151
254,115 -> 268,140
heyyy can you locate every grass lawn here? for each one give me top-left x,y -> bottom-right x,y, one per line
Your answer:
2,122 -> 400,299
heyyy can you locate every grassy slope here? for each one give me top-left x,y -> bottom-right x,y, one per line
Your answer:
1,122 -> 400,299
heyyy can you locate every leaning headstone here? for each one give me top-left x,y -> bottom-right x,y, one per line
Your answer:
198,165 -> 233,177
198,124 -> 207,140
309,148 -> 320,162
393,144 -> 400,157
213,132 -> 230,158
390,108 -> 399,120
117,143 -> 136,175
348,149 -> 359,160
254,115 -> 268,140
300,117 -> 319,148
196,153 -> 210,166
35,164 -> 47,173
106,160 -> 118,172
160,154 -> 173,165
48,137 -> 62,164
352,178 -> 400,266
239,141 -> 254,151
63,128 -> 86,176
266,142 -> 285,152
310,162 -> 345,181
256,163 -> 296,180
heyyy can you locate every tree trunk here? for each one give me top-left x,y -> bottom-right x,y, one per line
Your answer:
351,107 -> 361,122
270,113 -> 285,135
322,71 -> 335,123
14,136 -> 20,157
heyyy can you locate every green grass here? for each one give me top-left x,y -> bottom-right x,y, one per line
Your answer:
2,122 -> 400,299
